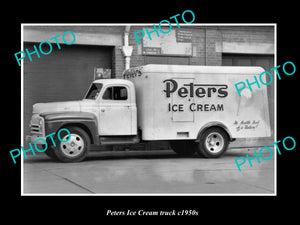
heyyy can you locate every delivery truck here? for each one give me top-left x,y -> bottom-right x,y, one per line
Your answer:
26,64 -> 271,162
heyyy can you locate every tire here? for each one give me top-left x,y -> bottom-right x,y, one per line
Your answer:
170,141 -> 196,156
42,138 -> 59,161
196,127 -> 229,158
43,145 -> 59,161
53,126 -> 91,162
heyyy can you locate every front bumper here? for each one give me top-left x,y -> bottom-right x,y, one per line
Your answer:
26,134 -> 47,145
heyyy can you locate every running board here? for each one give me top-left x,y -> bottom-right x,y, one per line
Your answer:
99,135 -> 140,145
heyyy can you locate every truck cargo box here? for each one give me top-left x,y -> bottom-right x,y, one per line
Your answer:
123,64 -> 271,141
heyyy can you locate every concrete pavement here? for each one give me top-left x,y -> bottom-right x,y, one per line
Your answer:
22,148 -> 275,195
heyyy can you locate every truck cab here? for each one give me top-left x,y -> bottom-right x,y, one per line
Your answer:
27,79 -> 138,162
84,79 -> 137,136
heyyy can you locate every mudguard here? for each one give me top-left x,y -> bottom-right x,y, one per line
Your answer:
40,111 -> 99,145
196,121 -> 234,142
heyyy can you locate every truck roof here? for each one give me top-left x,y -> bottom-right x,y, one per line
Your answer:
93,79 -> 133,86
128,64 -> 265,75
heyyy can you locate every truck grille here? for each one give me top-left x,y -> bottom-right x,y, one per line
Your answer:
30,115 -> 44,135
31,124 -> 41,133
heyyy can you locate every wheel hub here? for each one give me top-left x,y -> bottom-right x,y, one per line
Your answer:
205,132 -> 224,153
60,133 -> 84,158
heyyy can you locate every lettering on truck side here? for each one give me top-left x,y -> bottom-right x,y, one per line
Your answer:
163,79 -> 228,112
163,79 -> 228,98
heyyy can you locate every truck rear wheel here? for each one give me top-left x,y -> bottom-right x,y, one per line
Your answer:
53,126 -> 90,162
170,141 -> 196,156
196,127 -> 229,158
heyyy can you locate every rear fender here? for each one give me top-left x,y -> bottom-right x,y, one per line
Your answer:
196,121 -> 234,142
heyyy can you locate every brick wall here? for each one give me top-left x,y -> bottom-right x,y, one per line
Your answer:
127,26 -> 224,68
220,26 -> 274,44
112,46 -> 125,78
190,27 -> 205,65
123,26 -> 274,70
129,26 -> 145,68
205,28 -> 222,66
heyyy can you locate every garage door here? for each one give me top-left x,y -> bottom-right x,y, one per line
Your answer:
222,54 -> 275,148
23,43 -> 112,143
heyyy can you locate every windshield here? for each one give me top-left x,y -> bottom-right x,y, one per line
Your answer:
85,83 -> 103,100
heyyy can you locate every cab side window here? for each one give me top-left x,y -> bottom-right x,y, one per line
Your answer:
102,86 -> 128,100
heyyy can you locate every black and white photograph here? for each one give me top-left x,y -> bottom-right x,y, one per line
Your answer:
3,4 -> 299,220
20,23 -> 277,195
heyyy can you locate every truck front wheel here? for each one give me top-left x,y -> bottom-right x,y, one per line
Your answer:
53,126 -> 90,162
196,127 -> 229,158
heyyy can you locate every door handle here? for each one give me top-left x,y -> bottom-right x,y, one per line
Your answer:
101,109 -> 105,112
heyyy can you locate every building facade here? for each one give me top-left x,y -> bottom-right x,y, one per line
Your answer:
23,24 -> 275,148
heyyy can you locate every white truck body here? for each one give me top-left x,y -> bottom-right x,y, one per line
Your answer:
123,64 -> 271,141
27,64 -> 271,162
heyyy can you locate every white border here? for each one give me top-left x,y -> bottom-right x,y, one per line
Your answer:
21,23 -> 277,196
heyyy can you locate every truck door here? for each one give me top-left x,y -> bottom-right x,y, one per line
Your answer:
171,78 -> 195,122
99,85 -> 132,135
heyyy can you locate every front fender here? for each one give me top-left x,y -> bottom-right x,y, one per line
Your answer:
40,111 -> 99,145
